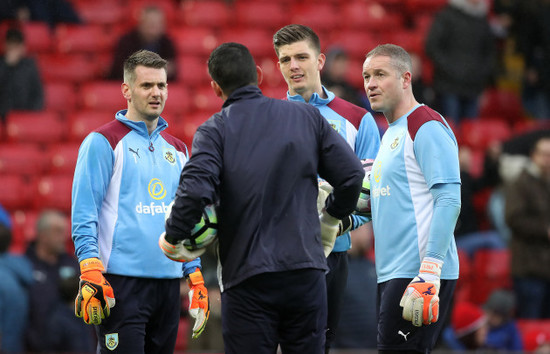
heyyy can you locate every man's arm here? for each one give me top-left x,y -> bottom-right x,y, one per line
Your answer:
166,118 -> 222,241
71,133 -> 114,261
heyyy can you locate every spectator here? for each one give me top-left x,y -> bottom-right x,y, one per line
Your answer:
442,301 -> 489,351
0,213 -> 33,353
410,51 -> 435,108
24,209 -> 83,352
0,0 -> 80,27
25,0 -> 81,28
455,144 -> 506,258
510,0 -> 550,120
504,136 -> 550,319
45,274 -> 96,352
484,289 -> 523,351
321,47 -> 365,108
0,27 -> 44,126
107,5 -> 177,81
425,0 -> 497,124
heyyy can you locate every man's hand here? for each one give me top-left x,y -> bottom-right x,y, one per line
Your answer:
75,258 -> 115,325
159,232 -> 206,262
400,258 -> 442,327
318,181 -> 352,237
319,210 -> 339,257
187,268 -> 210,339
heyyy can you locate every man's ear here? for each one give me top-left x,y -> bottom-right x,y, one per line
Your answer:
211,80 -> 223,98
122,83 -> 131,100
256,65 -> 263,86
318,52 -> 326,72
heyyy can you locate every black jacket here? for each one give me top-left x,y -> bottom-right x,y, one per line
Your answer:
166,85 -> 364,290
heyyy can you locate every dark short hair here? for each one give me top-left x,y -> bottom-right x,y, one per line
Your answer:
123,50 -> 167,83
273,24 -> 321,57
208,42 -> 257,96
5,27 -> 24,44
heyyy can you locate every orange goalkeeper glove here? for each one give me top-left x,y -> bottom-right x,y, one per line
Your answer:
75,258 -> 115,325
399,258 -> 442,327
187,268 -> 210,339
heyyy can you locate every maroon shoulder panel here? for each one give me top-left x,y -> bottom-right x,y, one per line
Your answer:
160,131 -> 187,152
327,96 -> 367,129
407,106 -> 445,141
94,120 -> 131,150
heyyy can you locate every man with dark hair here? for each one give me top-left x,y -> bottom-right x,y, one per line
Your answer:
72,49 -> 208,353
159,42 -> 365,353
108,5 -> 177,81
0,27 -> 44,124
273,24 -> 380,353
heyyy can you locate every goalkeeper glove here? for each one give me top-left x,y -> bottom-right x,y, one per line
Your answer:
319,210 -> 339,257
399,258 -> 442,327
159,232 -> 206,262
317,181 -> 352,237
75,258 -> 115,325
187,268 -> 210,339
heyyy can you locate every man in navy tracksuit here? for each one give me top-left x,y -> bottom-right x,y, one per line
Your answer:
159,42 -> 365,353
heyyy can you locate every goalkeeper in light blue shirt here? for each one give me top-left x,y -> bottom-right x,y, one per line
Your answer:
363,44 -> 460,353
273,24 -> 381,353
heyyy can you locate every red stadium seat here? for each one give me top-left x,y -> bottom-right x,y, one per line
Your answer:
21,22 -> 53,54
163,83 -> 192,116
37,54 -> 98,84
219,29 -> 275,59
289,3 -> 340,35
0,143 -> 48,176
6,111 -> 66,144
479,88 -> 525,123
454,249 -> 472,303
235,1 -> 287,31
46,142 -> 81,175
179,0 -> 232,28
80,81 -> 125,112
44,82 -> 77,114
257,57 -> 285,89
405,0 -> 447,15
73,0 -> 125,26
169,27 -> 218,57
169,110 -> 214,147
191,86 -> 223,113
340,1 -> 404,32
327,30 -> 380,62
460,119 -> 512,151
33,174 -> 74,212
55,24 -> 114,54
0,174 -> 33,211
384,29 -> 426,55
469,249 -> 511,305
177,55 -> 211,88
69,110 -> 114,143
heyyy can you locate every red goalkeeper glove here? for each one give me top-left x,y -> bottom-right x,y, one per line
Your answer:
75,258 -> 115,325
187,268 -> 210,338
399,258 -> 442,327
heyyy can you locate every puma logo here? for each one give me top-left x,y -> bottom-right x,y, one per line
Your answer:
129,147 -> 140,163
398,330 -> 410,341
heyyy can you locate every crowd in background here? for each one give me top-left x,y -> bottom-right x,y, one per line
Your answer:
1,0 -> 550,352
